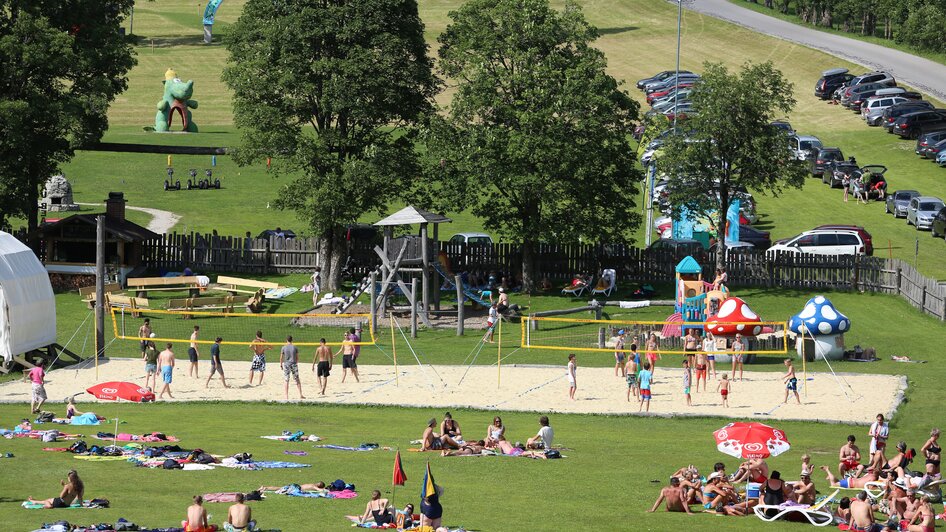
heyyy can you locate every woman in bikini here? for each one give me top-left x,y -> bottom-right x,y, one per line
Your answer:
645,333 -> 660,378
29,469 -> 84,509
360,490 -> 393,525
920,428 -> 941,476
440,412 -> 462,441
486,416 -> 505,445
731,334 -> 745,381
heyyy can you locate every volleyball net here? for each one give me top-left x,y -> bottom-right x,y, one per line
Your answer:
109,306 -> 375,347
520,317 -> 789,355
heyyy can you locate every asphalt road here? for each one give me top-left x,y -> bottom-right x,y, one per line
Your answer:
684,0 -> 946,102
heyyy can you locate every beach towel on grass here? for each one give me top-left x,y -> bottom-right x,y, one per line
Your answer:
265,287 -> 298,299
73,455 -> 128,461
278,487 -> 357,499
203,492 -> 266,503
22,500 -> 96,510
314,444 -> 376,452
261,433 -> 321,442
216,458 -> 311,470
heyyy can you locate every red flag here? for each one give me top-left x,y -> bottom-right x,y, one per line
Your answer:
392,450 -> 407,486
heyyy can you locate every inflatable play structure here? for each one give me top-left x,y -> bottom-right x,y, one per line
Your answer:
789,295 -> 851,361
0,232 -> 57,365
202,0 -> 225,44
155,69 -> 198,133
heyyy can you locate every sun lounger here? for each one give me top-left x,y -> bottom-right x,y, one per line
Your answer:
591,268 -> 616,297
561,275 -> 590,297
752,488 -> 839,526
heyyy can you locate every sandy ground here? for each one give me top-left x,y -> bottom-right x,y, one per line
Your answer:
0,358 -> 904,425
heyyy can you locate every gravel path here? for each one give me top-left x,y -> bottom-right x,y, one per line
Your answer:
683,0 -> 946,102
77,203 -> 180,234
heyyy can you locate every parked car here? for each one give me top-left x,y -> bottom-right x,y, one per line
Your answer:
648,238 -> 707,261
448,232 -> 493,245
810,147 -> 844,177
811,224 -> 874,255
885,190 -> 921,217
825,160 -> 858,188
652,87 -> 694,107
854,165 -> 889,201
637,70 -> 693,90
644,73 -> 701,94
846,71 -> 896,91
925,139 -> 946,161
915,130 -> 946,156
647,84 -> 695,104
862,96 -> 909,125
893,110 -> 946,139
932,207 -> 946,238
842,82 -> 897,109
257,228 -> 297,239
737,224 -> 772,250
767,229 -> 867,256
906,196 -> 945,230
664,102 -> 695,121
882,101 -> 935,132
790,135 -> 823,161
815,68 -> 854,99
770,120 -> 795,136
938,149 -> 946,167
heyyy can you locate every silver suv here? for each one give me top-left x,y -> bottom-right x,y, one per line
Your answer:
863,96 -> 909,126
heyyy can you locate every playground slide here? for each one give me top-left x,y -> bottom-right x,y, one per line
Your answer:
203,0 -> 225,25
431,261 -> 492,307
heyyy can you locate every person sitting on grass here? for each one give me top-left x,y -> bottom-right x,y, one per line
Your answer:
184,495 -> 216,532
821,465 -> 879,489
906,494 -> 936,532
839,434 -> 863,478
486,416 -> 505,445
28,469 -> 83,509
647,477 -> 693,514
360,490 -> 393,526
441,440 -> 487,457
731,458 -> 769,483
420,492 -> 444,530
834,496 -> 852,525
440,412 -> 462,441
526,415 -> 554,450
224,492 -> 257,532
421,418 -> 459,451
849,491 -> 881,532
66,396 -> 83,419
791,471 -> 816,505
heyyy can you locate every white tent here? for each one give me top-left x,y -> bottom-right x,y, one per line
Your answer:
0,232 -> 56,363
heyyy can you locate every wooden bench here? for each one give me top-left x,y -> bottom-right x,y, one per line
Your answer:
215,275 -> 280,295
78,283 -> 121,309
167,295 -> 236,318
127,276 -> 201,298
105,294 -> 151,318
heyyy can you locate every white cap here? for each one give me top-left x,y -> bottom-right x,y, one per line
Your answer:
498,287 -> 505,293
707,472 -> 722,480
149,333 -> 156,338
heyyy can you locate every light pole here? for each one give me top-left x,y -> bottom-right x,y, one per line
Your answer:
673,0 -> 682,130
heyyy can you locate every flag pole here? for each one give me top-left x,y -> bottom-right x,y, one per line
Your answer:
390,315 -> 398,387
497,319 -> 502,388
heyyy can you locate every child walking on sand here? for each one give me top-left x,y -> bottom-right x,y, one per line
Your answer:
783,359 -> 801,404
716,374 -> 731,407
682,358 -> 692,406
625,344 -> 640,402
638,362 -> 652,413
567,354 -> 577,400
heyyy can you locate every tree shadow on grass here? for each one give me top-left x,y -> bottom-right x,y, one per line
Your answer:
136,35 -> 208,49
598,26 -> 639,35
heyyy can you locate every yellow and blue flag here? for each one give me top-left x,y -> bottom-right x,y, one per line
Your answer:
421,461 -> 436,498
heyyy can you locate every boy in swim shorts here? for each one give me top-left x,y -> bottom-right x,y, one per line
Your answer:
783,359 -> 801,405
638,361 -> 652,413
717,374 -> 731,407
625,343 -> 639,403
682,358 -> 691,406
157,343 -> 175,400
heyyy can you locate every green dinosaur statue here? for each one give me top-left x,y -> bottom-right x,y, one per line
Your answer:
155,68 -> 198,132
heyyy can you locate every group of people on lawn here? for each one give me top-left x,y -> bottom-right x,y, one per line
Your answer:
420,412 -> 557,459
650,416 -> 942,531
136,318 -> 363,401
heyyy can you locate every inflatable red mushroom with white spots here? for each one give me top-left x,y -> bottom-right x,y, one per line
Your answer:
704,297 -> 763,337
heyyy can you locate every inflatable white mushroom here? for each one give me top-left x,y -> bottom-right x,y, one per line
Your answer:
788,295 -> 851,361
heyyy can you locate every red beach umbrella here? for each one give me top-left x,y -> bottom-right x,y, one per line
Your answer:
86,381 -> 156,403
713,421 -> 791,459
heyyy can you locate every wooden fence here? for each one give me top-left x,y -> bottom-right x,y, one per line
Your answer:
138,233 -> 946,320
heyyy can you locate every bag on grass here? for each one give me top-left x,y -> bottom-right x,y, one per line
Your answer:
162,459 -> 183,470
42,430 -> 60,443
196,452 -> 215,464
544,449 -> 562,459
68,440 -> 87,454
244,490 -> 263,501
330,479 -> 347,491
89,498 -> 110,508
37,412 -> 54,423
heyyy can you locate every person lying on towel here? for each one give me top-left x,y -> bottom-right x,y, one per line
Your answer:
259,482 -> 327,494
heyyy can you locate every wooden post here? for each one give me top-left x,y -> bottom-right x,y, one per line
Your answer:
370,271 -> 378,334
95,216 -> 106,368
410,277 -> 418,338
455,274 -> 464,336
421,223 -> 430,326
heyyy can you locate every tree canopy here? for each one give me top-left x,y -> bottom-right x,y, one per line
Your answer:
223,0 -> 438,289
422,0 -> 641,292
0,0 -> 136,231
655,61 -> 807,269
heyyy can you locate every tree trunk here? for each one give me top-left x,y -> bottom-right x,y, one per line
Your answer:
521,238 -> 536,294
27,164 -> 39,251
319,226 -> 346,291
716,189 -> 729,272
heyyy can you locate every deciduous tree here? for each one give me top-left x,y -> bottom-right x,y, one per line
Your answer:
224,0 -> 438,290
422,0 -> 640,292
656,61 -> 807,270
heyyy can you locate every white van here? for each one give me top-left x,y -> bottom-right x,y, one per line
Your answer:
766,229 -> 866,256
862,96 -> 908,124
448,232 -> 493,245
